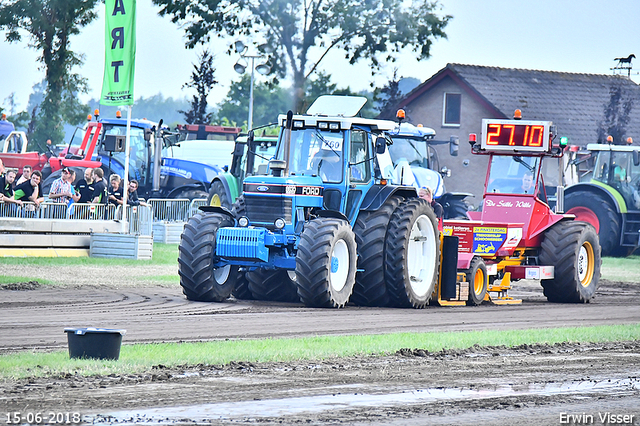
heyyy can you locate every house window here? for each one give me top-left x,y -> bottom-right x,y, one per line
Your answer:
443,93 -> 461,126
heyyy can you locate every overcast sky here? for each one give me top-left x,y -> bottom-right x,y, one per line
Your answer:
1,0 -> 638,115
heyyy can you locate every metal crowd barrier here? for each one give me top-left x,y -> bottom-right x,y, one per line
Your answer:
0,201 -> 153,235
147,198 -> 207,222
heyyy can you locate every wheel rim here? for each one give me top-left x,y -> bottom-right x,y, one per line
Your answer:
287,270 -> 297,282
473,268 -> 485,296
578,241 -> 595,287
213,265 -> 231,284
210,194 -> 221,207
566,207 -> 600,233
407,214 -> 438,297
330,239 -> 349,292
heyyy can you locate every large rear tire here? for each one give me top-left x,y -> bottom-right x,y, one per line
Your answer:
564,191 -> 620,256
246,269 -> 300,302
539,221 -> 601,303
385,198 -> 440,308
207,179 -> 232,209
351,196 -> 403,307
178,212 -> 237,302
465,257 -> 488,306
296,218 -> 357,308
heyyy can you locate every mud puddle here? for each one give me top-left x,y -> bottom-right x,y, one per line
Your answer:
90,377 -> 640,424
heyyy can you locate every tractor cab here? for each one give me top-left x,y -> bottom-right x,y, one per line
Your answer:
587,142 -> 640,211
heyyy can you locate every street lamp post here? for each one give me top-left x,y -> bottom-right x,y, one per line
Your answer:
233,41 -> 270,131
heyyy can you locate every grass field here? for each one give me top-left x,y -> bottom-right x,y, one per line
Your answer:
1,325 -> 639,379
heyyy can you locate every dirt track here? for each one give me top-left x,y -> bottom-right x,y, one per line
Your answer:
1,267 -> 639,425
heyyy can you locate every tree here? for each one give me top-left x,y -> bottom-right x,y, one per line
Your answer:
375,69 -> 404,120
214,75 -> 292,130
180,50 -> 218,124
0,0 -> 100,149
152,0 -> 451,112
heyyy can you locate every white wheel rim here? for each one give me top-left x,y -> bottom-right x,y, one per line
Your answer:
330,239 -> 349,292
577,245 -> 589,283
213,265 -> 231,285
287,270 -> 297,282
407,214 -> 437,297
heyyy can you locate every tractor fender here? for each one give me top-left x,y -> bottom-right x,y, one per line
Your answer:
199,205 -> 235,220
564,182 -> 624,213
166,183 -> 207,199
212,174 -> 238,201
437,191 -> 474,202
316,209 -> 349,222
359,185 -> 417,211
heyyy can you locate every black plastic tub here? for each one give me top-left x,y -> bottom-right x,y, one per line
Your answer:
64,328 -> 126,360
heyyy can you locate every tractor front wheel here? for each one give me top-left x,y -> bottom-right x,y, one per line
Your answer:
539,221 -> 601,303
465,257 -> 488,306
207,180 -> 232,209
178,212 -> 237,301
385,198 -> 440,308
296,218 -> 357,308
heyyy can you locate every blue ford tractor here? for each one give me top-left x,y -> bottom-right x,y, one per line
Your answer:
178,96 -> 442,308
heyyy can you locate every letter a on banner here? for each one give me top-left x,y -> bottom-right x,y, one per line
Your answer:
101,0 -> 136,106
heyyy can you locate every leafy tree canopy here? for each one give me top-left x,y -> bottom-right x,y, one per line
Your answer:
0,0 -> 100,149
152,0 -> 450,112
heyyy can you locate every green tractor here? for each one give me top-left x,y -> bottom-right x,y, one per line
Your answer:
564,139 -> 640,256
206,133 -> 278,209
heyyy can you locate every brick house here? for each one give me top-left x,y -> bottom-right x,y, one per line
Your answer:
391,63 -> 640,206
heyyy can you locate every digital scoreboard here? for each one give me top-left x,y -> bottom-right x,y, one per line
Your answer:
481,119 -> 552,152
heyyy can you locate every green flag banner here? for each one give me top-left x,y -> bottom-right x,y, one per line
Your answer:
101,0 -> 136,106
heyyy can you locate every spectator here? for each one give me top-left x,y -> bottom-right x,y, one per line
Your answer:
108,174 -> 124,206
127,179 -> 147,207
75,168 -> 95,203
91,168 -> 108,204
0,159 -> 5,177
16,165 -> 32,186
14,170 -> 43,207
0,169 -> 18,203
48,167 -> 75,204
418,186 -> 444,219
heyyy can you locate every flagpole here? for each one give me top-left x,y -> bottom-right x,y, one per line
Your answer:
122,105 -> 131,233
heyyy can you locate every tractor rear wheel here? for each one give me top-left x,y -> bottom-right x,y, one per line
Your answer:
564,191 -> 620,256
385,198 -> 440,308
246,269 -> 300,302
178,212 -> 237,302
465,257 -> 488,306
539,221 -> 601,303
207,180 -> 232,209
351,196 -> 403,307
231,271 -> 253,300
296,218 -> 357,308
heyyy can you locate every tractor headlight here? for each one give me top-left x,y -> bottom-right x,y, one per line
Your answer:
274,218 -> 286,229
238,216 -> 249,227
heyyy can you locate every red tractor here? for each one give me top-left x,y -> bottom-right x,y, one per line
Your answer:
441,112 -> 601,305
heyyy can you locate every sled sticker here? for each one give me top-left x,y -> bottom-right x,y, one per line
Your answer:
472,227 -> 507,255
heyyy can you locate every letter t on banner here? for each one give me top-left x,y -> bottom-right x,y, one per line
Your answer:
101,0 -> 136,106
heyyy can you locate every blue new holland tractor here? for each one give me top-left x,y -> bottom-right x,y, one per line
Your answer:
178,96 -> 442,308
